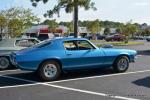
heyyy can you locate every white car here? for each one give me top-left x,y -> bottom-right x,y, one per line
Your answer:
146,36 -> 150,42
0,38 -> 40,70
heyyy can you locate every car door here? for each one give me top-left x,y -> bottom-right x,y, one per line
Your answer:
63,40 -> 105,69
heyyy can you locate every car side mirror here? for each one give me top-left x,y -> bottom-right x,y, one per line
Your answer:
102,44 -> 113,48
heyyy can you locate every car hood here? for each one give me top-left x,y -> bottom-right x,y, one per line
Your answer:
101,48 -> 137,56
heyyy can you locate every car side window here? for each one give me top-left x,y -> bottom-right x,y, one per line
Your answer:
64,40 -> 95,51
15,40 -> 29,47
15,39 -> 39,47
76,40 -> 95,50
64,41 -> 77,50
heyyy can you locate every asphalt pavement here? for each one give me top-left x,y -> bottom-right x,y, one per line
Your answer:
0,40 -> 150,100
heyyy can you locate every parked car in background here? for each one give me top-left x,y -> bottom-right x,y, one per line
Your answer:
38,33 -> 54,41
97,34 -> 106,40
11,38 -> 137,81
0,35 -> 2,41
146,36 -> 150,42
67,33 -> 81,38
15,38 -> 40,47
85,34 -> 106,40
105,34 -> 125,42
132,36 -> 145,40
68,33 -> 74,38
85,34 -> 92,40
0,38 -> 40,70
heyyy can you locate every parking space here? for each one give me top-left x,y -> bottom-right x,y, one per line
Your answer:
50,71 -> 150,100
0,76 -> 30,87
0,84 -> 117,100
0,50 -> 150,100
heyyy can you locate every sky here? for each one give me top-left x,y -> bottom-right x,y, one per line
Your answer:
0,0 -> 150,24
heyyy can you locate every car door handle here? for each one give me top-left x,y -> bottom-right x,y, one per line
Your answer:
66,54 -> 72,56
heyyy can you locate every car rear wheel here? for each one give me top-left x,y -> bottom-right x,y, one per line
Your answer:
113,56 -> 129,73
38,61 -> 61,81
0,57 -> 10,70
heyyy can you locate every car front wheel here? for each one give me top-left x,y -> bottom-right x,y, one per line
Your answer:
113,56 -> 129,73
0,57 -> 10,70
38,61 -> 61,81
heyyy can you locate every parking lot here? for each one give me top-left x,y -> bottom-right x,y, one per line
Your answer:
0,41 -> 150,100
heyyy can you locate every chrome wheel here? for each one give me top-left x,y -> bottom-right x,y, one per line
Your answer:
117,58 -> 128,71
38,61 -> 61,81
0,57 -> 9,69
43,64 -> 57,78
113,56 -> 129,73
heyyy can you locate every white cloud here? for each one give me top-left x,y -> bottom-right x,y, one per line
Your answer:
132,2 -> 149,6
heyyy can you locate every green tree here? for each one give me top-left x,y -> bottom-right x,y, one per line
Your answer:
121,24 -> 138,43
123,24 -> 138,37
20,8 -> 40,30
141,27 -> 150,36
66,22 -> 74,33
88,19 -> 101,33
31,0 -> 96,38
116,28 -> 122,34
3,7 -> 40,29
1,7 -> 40,37
0,15 -> 7,36
59,21 -> 74,33
8,19 -> 23,37
104,28 -> 110,35
42,19 -> 58,31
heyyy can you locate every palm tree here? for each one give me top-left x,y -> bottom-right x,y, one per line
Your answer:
31,0 -> 96,38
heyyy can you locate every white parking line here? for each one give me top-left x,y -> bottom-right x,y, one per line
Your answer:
0,75 -> 37,83
0,75 -> 139,100
43,83 -> 139,100
1,69 -> 150,89
0,75 -> 42,89
0,84 -> 40,89
48,69 -> 150,84
0,69 -> 19,73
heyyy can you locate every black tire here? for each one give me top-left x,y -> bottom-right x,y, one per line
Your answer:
113,56 -> 129,73
0,57 -> 10,70
37,60 -> 61,81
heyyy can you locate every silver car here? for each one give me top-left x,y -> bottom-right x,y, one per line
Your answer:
0,38 -> 40,70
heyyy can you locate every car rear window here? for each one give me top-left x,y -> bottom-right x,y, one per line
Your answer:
33,40 -> 51,48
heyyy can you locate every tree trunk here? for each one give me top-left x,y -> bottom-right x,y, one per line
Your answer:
74,0 -> 78,38
0,27 -> 3,37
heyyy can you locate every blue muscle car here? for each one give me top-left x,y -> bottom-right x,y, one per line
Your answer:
11,38 -> 137,81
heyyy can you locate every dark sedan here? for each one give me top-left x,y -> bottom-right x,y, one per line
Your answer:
105,34 -> 125,42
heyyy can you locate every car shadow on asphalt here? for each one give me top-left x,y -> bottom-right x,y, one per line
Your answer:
5,68 -> 115,82
138,50 -> 150,56
132,76 -> 150,88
